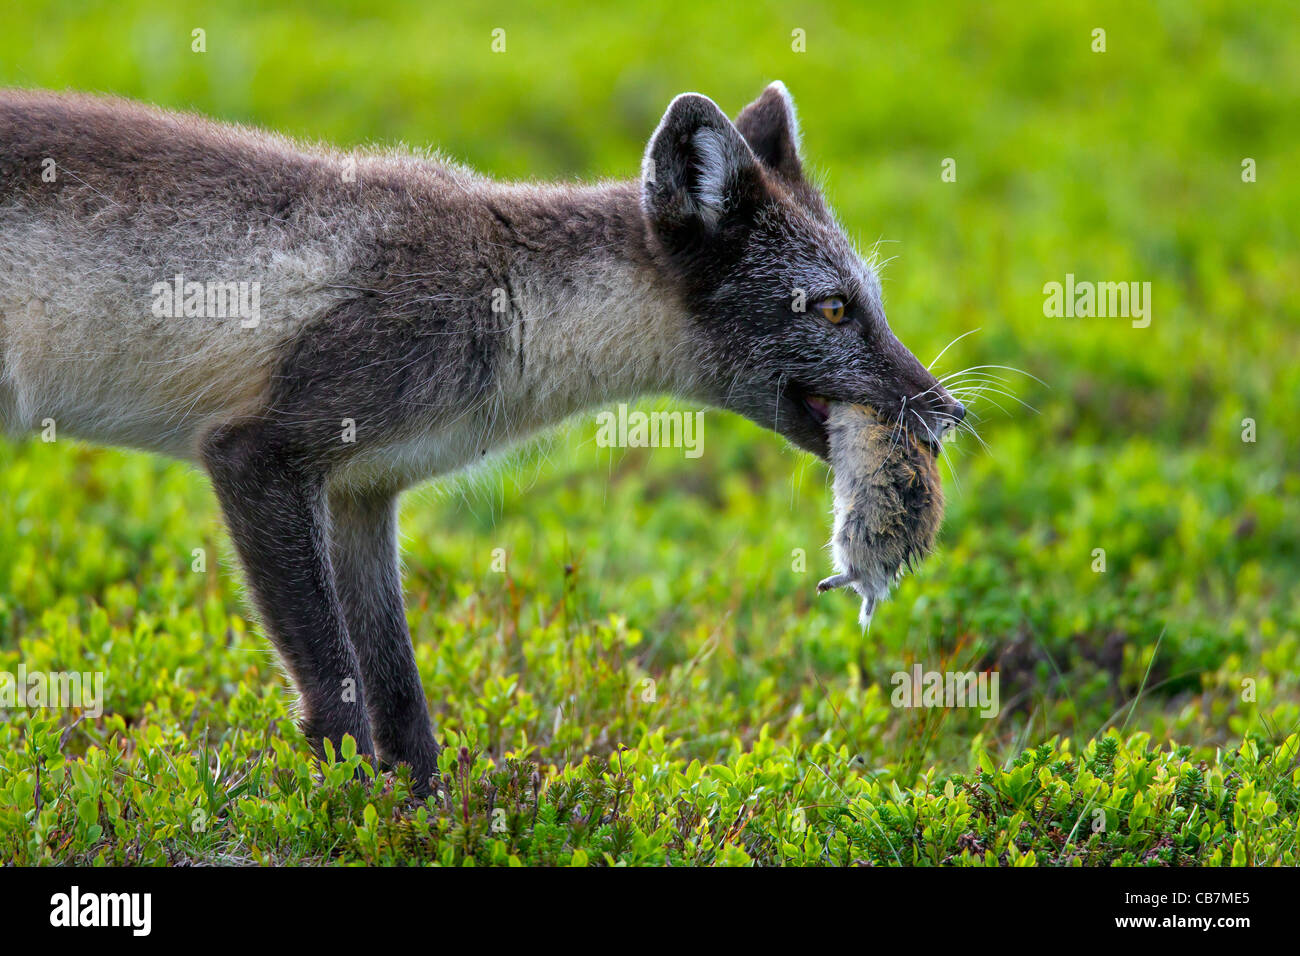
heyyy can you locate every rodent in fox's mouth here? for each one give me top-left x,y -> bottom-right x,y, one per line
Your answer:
817,402 -> 946,627
796,388 -> 945,461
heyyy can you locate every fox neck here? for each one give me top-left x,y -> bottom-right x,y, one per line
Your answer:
481,181 -> 699,437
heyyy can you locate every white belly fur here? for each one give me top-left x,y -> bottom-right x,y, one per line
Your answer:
0,209 -> 358,460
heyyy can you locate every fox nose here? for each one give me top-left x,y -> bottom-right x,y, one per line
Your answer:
925,390 -> 965,441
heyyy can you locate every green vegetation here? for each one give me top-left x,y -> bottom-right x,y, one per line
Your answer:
1,0 -> 1297,865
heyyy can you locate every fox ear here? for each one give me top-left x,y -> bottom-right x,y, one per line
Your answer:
734,81 -> 802,182
641,93 -> 762,240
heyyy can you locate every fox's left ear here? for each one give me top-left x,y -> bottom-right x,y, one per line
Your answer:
641,92 -> 763,242
734,81 -> 802,182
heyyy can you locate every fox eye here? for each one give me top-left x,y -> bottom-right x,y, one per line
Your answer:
815,297 -> 847,324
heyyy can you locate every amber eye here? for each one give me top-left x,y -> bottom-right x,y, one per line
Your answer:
816,297 -> 847,324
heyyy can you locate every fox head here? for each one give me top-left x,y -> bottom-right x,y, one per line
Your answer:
641,82 -> 964,460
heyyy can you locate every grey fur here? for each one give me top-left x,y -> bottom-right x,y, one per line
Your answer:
0,84 -> 963,791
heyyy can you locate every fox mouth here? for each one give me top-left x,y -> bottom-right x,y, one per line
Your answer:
802,393 -> 831,425
781,383 -> 942,460
770,380 -> 833,458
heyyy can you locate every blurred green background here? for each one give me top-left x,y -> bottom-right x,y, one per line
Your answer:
1,0 -> 1298,864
